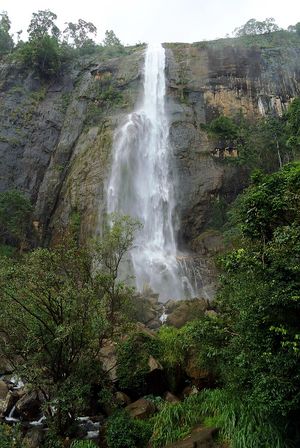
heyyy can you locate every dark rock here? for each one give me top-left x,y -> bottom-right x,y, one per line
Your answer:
15,390 -> 43,420
125,397 -> 156,419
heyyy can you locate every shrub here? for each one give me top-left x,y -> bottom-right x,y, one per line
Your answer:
106,410 -> 152,448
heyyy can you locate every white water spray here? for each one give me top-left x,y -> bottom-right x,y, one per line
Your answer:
107,44 -> 194,300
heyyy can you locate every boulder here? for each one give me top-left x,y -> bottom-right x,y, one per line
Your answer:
166,426 -> 218,447
125,398 -> 156,420
165,392 -> 180,403
15,390 -> 43,420
99,340 -> 118,382
166,299 -> 209,328
115,391 -> 131,407
0,390 -> 19,417
23,428 -> 45,448
0,380 -> 8,399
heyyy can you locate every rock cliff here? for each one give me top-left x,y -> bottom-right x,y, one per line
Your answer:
0,38 -> 300,297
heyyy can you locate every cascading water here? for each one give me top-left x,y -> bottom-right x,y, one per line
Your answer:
107,43 -> 194,300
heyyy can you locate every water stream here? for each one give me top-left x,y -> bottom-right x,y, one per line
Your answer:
107,43 -> 195,300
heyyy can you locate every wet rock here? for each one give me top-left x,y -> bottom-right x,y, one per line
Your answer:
15,390 -> 43,420
125,397 -> 156,420
166,298 -> 208,328
0,390 -> 19,417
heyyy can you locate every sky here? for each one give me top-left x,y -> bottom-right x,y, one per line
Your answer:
1,0 -> 299,45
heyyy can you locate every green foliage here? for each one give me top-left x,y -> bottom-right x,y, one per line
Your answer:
0,238 -> 108,434
0,189 -> 33,248
106,410 -> 153,448
93,214 -> 141,325
63,19 -> 97,51
0,424 -> 23,448
0,11 -> 14,57
117,331 -> 160,392
103,30 -> 123,48
17,35 -> 62,77
286,97 -> 300,153
27,10 -> 60,40
208,162 -> 300,444
206,115 -> 239,141
234,17 -> 280,36
151,394 -> 203,447
198,389 -> 287,448
70,441 -> 97,448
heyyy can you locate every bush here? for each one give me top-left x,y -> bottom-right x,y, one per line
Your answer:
116,332 -> 160,393
0,189 -> 33,249
0,424 -> 22,448
106,410 -> 152,448
17,35 -> 61,77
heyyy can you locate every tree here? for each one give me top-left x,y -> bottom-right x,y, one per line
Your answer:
210,163 -> 300,443
234,17 -> 280,37
0,189 -> 33,249
27,10 -> 60,40
63,19 -> 97,49
16,10 -> 62,77
0,215 -> 138,436
103,30 -> 122,48
285,97 -> 300,154
93,214 -> 141,325
0,11 -> 14,57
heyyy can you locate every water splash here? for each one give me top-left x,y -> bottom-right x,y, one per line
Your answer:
107,44 -> 194,300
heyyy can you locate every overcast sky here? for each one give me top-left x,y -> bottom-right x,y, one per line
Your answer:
1,0 -> 299,45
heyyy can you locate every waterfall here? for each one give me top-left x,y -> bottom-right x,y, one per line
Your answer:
107,43 -> 194,300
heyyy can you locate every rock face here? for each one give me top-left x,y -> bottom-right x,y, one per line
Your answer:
0,41 -> 300,297
0,49 -> 144,243
164,43 -> 300,248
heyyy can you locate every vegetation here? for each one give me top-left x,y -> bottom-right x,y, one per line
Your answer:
106,410 -> 152,448
0,189 -> 33,250
0,215 -> 137,437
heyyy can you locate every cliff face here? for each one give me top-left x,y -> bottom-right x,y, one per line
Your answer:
165,43 -> 300,248
0,40 -> 300,295
0,50 -> 143,241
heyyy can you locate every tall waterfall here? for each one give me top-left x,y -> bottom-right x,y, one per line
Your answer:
107,44 -> 194,300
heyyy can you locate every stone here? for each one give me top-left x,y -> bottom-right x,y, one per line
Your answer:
165,425 -> 218,447
115,391 -> 131,406
15,390 -> 43,420
166,299 -> 208,328
148,355 -> 163,372
99,340 -> 118,382
165,392 -> 180,403
0,390 -> 18,416
125,398 -> 156,420
0,380 -> 8,399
